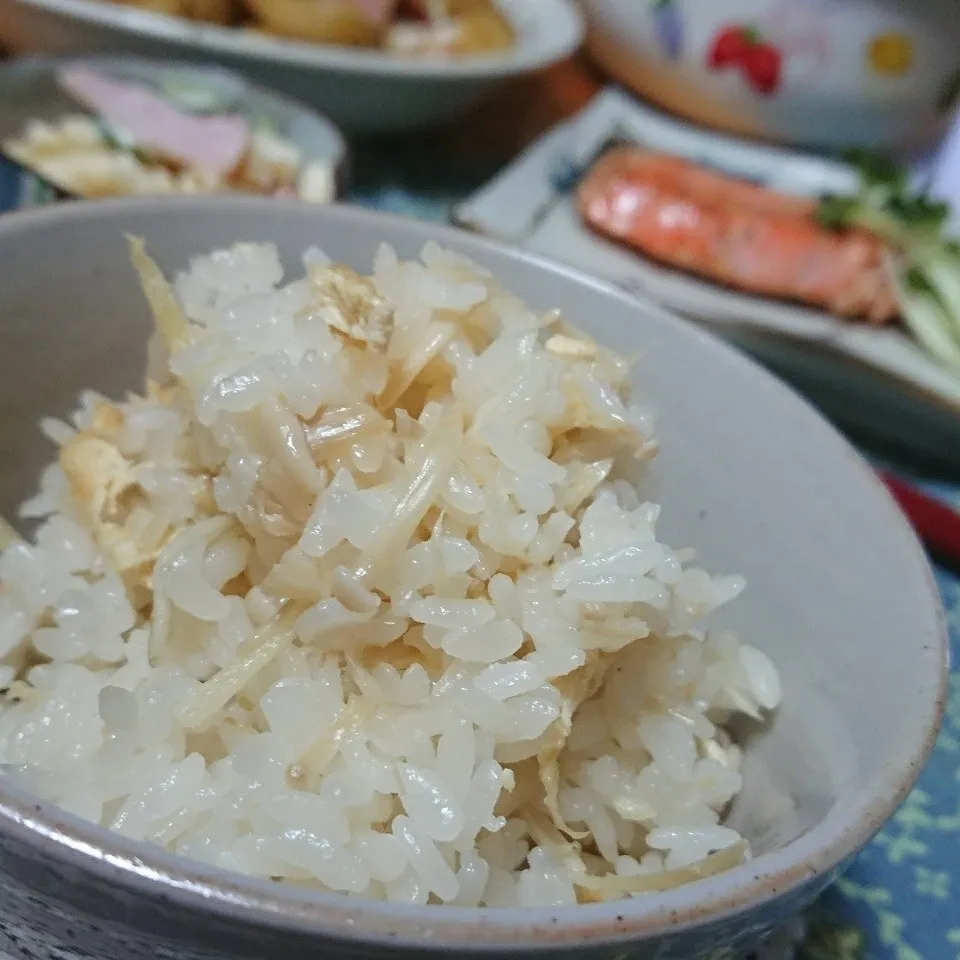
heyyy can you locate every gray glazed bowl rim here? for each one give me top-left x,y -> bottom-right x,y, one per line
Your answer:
0,197 -> 947,951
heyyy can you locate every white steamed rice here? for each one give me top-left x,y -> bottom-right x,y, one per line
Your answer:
0,239 -> 780,907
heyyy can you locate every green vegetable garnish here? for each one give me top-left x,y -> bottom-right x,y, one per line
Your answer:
816,195 -> 861,231
95,117 -> 130,152
842,148 -> 905,191
160,76 -> 233,115
818,151 -> 960,370
251,112 -> 280,136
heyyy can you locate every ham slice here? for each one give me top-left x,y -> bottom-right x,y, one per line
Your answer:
350,0 -> 401,26
58,67 -> 250,177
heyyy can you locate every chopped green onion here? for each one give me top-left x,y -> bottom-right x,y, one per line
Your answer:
816,194 -> 861,230
817,153 -> 960,370
894,274 -> 960,367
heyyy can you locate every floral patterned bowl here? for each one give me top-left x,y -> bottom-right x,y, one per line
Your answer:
582,0 -> 960,152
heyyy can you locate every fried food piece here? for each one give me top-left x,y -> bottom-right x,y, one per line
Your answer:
110,0 -> 238,25
389,0 -> 513,55
243,0 -> 386,45
448,6 -> 513,54
108,0 -> 513,54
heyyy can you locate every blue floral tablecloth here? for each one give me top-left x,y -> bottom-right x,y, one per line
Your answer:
813,530 -> 958,960
0,148 -> 957,960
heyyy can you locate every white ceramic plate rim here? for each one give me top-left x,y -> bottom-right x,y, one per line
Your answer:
0,197 -> 946,951
7,0 -> 584,78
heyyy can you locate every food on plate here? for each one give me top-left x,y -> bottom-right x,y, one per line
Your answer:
578,146 -> 960,370
110,0 -> 236,23
817,153 -> 960,369
243,0 -> 388,45
0,239 -> 780,905
2,68 -> 335,202
385,0 -> 514,57
104,0 -> 516,56
578,147 -> 898,324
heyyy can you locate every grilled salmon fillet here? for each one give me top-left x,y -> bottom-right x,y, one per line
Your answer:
577,147 -> 898,324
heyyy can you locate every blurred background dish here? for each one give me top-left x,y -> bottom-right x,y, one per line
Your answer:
582,0 -> 960,153
0,0 -> 584,132
91,0 -> 517,58
0,56 -> 349,201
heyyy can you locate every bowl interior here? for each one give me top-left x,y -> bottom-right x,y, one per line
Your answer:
0,199 -> 945,948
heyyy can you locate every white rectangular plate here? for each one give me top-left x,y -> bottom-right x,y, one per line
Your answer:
454,88 -> 960,468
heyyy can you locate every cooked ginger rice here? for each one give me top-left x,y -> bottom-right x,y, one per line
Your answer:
0,239 -> 780,906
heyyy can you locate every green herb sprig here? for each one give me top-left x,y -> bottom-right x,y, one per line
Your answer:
817,150 -> 960,368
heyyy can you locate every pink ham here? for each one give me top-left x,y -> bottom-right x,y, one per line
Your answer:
58,67 -> 250,177
350,0 -> 401,26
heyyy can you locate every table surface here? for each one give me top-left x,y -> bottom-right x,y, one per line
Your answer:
0,54 -> 958,960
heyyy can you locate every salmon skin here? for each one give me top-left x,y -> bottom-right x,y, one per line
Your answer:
577,147 -> 898,324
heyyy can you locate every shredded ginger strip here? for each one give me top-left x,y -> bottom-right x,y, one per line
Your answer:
537,652 -> 616,839
351,407 -> 463,587
525,810 -> 749,902
127,235 -> 193,352
177,611 -> 297,731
